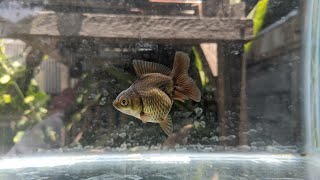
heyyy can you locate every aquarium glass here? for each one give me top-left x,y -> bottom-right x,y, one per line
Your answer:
0,0 -> 319,179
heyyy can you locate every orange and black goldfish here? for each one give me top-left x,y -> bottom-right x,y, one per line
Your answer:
113,52 -> 201,136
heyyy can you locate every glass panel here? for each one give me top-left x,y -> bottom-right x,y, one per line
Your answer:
303,0 -> 320,151
0,0 -> 319,179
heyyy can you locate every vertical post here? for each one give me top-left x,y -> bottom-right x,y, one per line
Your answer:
291,61 -> 299,145
217,43 -> 226,142
239,55 -> 248,145
203,0 -> 229,17
202,0 -> 246,146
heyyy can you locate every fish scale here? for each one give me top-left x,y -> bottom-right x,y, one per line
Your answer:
141,88 -> 172,123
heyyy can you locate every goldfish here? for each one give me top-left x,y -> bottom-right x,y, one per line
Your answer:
113,51 -> 201,135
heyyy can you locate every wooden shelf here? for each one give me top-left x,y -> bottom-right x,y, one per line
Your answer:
0,12 -> 253,43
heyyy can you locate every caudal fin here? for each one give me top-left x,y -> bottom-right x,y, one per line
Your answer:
170,52 -> 201,102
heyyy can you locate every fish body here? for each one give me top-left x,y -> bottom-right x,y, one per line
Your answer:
113,52 -> 201,135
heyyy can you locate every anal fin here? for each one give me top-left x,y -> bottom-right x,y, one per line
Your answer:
159,115 -> 173,136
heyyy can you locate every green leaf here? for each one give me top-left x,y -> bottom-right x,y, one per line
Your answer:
12,61 -> 21,68
76,94 -> 84,104
24,95 -> 35,103
43,55 -> 49,61
71,113 -> 82,122
13,131 -> 25,143
0,43 -> 5,55
2,94 -> 11,103
46,127 -> 57,142
0,75 -> 11,84
39,107 -> 48,113
66,123 -> 73,131
31,79 -> 38,86
17,116 -> 28,128
245,0 -> 269,53
230,0 -> 241,4
192,47 -> 207,87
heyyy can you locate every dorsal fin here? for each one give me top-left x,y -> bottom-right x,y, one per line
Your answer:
133,60 -> 171,77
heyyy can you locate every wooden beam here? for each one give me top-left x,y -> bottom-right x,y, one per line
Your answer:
0,12 -> 253,42
22,0 -> 131,10
200,43 -> 218,76
149,0 -> 202,3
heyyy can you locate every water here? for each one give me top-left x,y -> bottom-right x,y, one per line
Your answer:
0,0 -> 319,179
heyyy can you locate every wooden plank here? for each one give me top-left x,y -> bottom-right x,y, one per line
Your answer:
22,0 -> 198,15
200,43 -> 218,76
149,0 -> 202,3
22,0 -> 131,10
194,46 -> 217,85
0,12 -> 253,42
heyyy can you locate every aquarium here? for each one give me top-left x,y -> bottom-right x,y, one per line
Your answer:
0,0 -> 319,179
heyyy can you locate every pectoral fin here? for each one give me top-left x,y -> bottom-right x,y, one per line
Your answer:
140,113 -> 149,123
159,115 -> 173,136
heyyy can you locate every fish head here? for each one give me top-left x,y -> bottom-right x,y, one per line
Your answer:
113,88 -> 141,118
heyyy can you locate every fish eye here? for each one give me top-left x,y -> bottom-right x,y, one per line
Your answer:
120,99 -> 128,106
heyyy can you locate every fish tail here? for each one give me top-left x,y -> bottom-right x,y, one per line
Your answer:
170,52 -> 201,102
